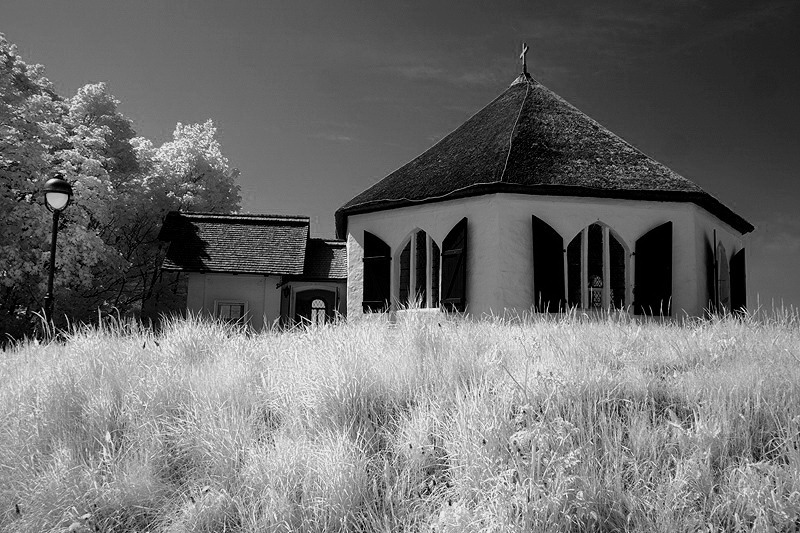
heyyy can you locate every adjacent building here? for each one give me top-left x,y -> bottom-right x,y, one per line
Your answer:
158,212 -> 346,328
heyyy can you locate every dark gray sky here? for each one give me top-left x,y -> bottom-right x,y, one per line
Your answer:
5,0 -> 800,309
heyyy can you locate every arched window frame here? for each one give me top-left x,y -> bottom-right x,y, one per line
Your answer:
310,298 -> 326,326
567,222 -> 630,310
393,228 -> 440,309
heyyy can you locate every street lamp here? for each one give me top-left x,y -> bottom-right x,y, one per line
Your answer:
43,175 -> 73,324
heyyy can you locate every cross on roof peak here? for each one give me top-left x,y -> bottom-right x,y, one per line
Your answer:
520,42 -> 529,74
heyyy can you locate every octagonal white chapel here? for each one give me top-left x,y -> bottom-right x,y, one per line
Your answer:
335,51 -> 752,319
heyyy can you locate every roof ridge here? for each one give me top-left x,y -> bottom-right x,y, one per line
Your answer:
499,80 -> 531,183
169,211 -> 310,222
348,87 -> 510,209
531,83 -> 703,191
337,85 -> 529,213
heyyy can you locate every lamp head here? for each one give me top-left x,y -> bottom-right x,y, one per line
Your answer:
43,176 -> 73,211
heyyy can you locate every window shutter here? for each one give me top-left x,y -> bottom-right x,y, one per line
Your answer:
567,233 -> 582,308
363,231 -> 391,312
705,239 -> 718,314
730,248 -> 746,314
415,231 -> 427,302
531,215 -> 565,312
441,218 -> 468,312
431,240 -> 441,307
634,221 -> 672,316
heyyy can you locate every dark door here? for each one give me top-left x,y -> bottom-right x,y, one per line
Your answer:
295,289 -> 336,325
634,221 -> 672,316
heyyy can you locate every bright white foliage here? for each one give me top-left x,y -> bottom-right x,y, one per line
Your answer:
0,34 -> 241,335
155,120 -> 241,213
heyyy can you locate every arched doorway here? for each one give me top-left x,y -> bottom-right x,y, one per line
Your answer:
294,289 -> 336,325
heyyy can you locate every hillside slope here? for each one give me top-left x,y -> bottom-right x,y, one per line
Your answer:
1,312 -> 799,532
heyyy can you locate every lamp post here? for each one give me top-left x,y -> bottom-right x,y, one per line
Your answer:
43,175 -> 73,324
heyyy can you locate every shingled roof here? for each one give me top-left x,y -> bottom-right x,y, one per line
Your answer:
336,71 -> 753,236
293,239 -> 348,280
159,212 -> 311,276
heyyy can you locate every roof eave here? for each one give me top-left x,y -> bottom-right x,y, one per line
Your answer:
160,265 -> 304,276
336,183 -> 754,235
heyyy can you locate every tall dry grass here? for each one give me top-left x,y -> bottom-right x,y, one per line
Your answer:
1,309 -> 799,532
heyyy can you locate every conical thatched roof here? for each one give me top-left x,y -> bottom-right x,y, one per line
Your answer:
336,72 -> 752,237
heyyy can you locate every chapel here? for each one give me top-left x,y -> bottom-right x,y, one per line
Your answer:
335,46 -> 753,318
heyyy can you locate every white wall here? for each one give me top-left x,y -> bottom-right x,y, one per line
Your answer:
496,194 -> 697,316
346,193 -> 742,318
347,195 -> 502,317
185,273 -> 282,329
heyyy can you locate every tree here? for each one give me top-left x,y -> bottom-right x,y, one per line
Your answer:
1,34 -> 70,338
0,34 -> 240,340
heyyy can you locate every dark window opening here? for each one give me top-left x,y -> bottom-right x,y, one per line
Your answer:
610,234 -> 626,308
363,231 -> 391,312
588,224 -> 604,308
399,241 -> 411,305
415,230 -> 427,304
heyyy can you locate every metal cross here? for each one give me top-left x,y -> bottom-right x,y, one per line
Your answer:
520,42 -> 529,73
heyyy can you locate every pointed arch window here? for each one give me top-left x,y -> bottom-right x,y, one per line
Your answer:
363,231 -> 391,312
566,223 -> 628,310
397,229 -> 440,308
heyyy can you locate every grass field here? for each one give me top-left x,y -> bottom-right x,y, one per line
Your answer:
1,309 -> 799,532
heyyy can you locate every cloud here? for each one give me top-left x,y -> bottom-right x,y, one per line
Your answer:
309,132 -> 353,143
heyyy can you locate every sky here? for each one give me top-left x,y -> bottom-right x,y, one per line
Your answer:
4,0 -> 800,309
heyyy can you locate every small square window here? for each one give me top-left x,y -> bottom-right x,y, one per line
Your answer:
215,300 -> 248,322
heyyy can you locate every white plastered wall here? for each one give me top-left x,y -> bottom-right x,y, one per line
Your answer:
185,273 -> 282,329
347,195 -> 501,317
496,194 -> 698,316
346,193 -> 734,318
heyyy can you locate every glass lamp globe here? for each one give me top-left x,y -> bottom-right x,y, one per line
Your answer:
43,177 -> 73,211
